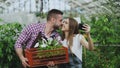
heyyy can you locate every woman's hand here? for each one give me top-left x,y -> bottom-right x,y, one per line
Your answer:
82,24 -> 91,34
81,24 -> 94,51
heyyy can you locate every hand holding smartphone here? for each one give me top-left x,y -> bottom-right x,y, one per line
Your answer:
79,23 -> 91,34
79,23 -> 85,30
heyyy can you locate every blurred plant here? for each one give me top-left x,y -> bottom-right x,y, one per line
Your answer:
0,23 -> 22,68
83,46 -> 120,68
81,13 -> 120,68
35,12 -> 47,19
0,18 -> 3,22
81,15 -> 120,45
37,37 -> 63,58
38,37 -> 62,49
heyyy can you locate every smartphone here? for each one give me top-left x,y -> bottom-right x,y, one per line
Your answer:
79,23 -> 85,30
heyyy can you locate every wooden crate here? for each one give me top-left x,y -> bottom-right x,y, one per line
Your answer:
25,46 -> 69,67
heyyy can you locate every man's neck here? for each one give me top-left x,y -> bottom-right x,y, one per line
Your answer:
44,22 -> 54,37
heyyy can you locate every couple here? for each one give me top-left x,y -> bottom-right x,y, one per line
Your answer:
14,9 -> 94,68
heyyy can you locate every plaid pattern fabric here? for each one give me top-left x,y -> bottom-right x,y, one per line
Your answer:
14,23 -> 60,49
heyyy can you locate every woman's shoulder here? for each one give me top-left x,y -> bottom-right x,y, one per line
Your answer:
75,34 -> 84,40
75,34 -> 83,37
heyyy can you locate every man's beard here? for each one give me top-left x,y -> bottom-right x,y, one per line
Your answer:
54,23 -> 59,30
54,25 -> 59,30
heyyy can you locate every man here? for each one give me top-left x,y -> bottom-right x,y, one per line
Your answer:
14,9 -> 63,68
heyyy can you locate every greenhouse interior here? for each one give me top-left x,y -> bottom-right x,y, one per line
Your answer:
0,0 -> 120,68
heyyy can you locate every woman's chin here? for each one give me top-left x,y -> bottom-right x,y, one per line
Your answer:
61,30 -> 68,32
61,29 -> 64,31
61,29 -> 65,31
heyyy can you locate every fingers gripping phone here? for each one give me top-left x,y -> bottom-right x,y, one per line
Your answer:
79,23 -> 85,30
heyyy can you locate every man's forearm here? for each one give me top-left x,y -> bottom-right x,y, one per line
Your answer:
15,48 -> 24,60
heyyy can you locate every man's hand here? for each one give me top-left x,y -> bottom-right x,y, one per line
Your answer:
47,61 -> 55,67
20,56 -> 30,68
15,48 -> 30,68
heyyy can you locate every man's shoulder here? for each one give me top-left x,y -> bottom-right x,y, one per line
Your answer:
26,23 -> 46,28
22,23 -> 45,32
29,23 -> 45,26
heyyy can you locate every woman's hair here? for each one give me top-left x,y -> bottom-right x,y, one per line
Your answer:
62,17 -> 79,47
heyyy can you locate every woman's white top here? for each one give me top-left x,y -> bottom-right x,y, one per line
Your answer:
61,34 -> 83,61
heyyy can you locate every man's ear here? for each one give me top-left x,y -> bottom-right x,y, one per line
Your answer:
51,17 -> 55,22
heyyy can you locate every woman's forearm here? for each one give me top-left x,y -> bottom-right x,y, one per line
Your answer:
86,33 -> 94,50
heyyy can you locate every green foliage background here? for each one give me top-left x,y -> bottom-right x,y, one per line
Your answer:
83,46 -> 120,68
81,15 -> 120,45
81,14 -> 120,68
0,23 -> 22,68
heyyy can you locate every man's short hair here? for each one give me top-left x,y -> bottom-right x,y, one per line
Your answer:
47,9 -> 63,21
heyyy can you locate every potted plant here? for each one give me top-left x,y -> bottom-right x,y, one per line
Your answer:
25,36 -> 69,67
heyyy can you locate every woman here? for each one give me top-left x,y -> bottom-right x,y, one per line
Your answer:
61,17 -> 94,68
